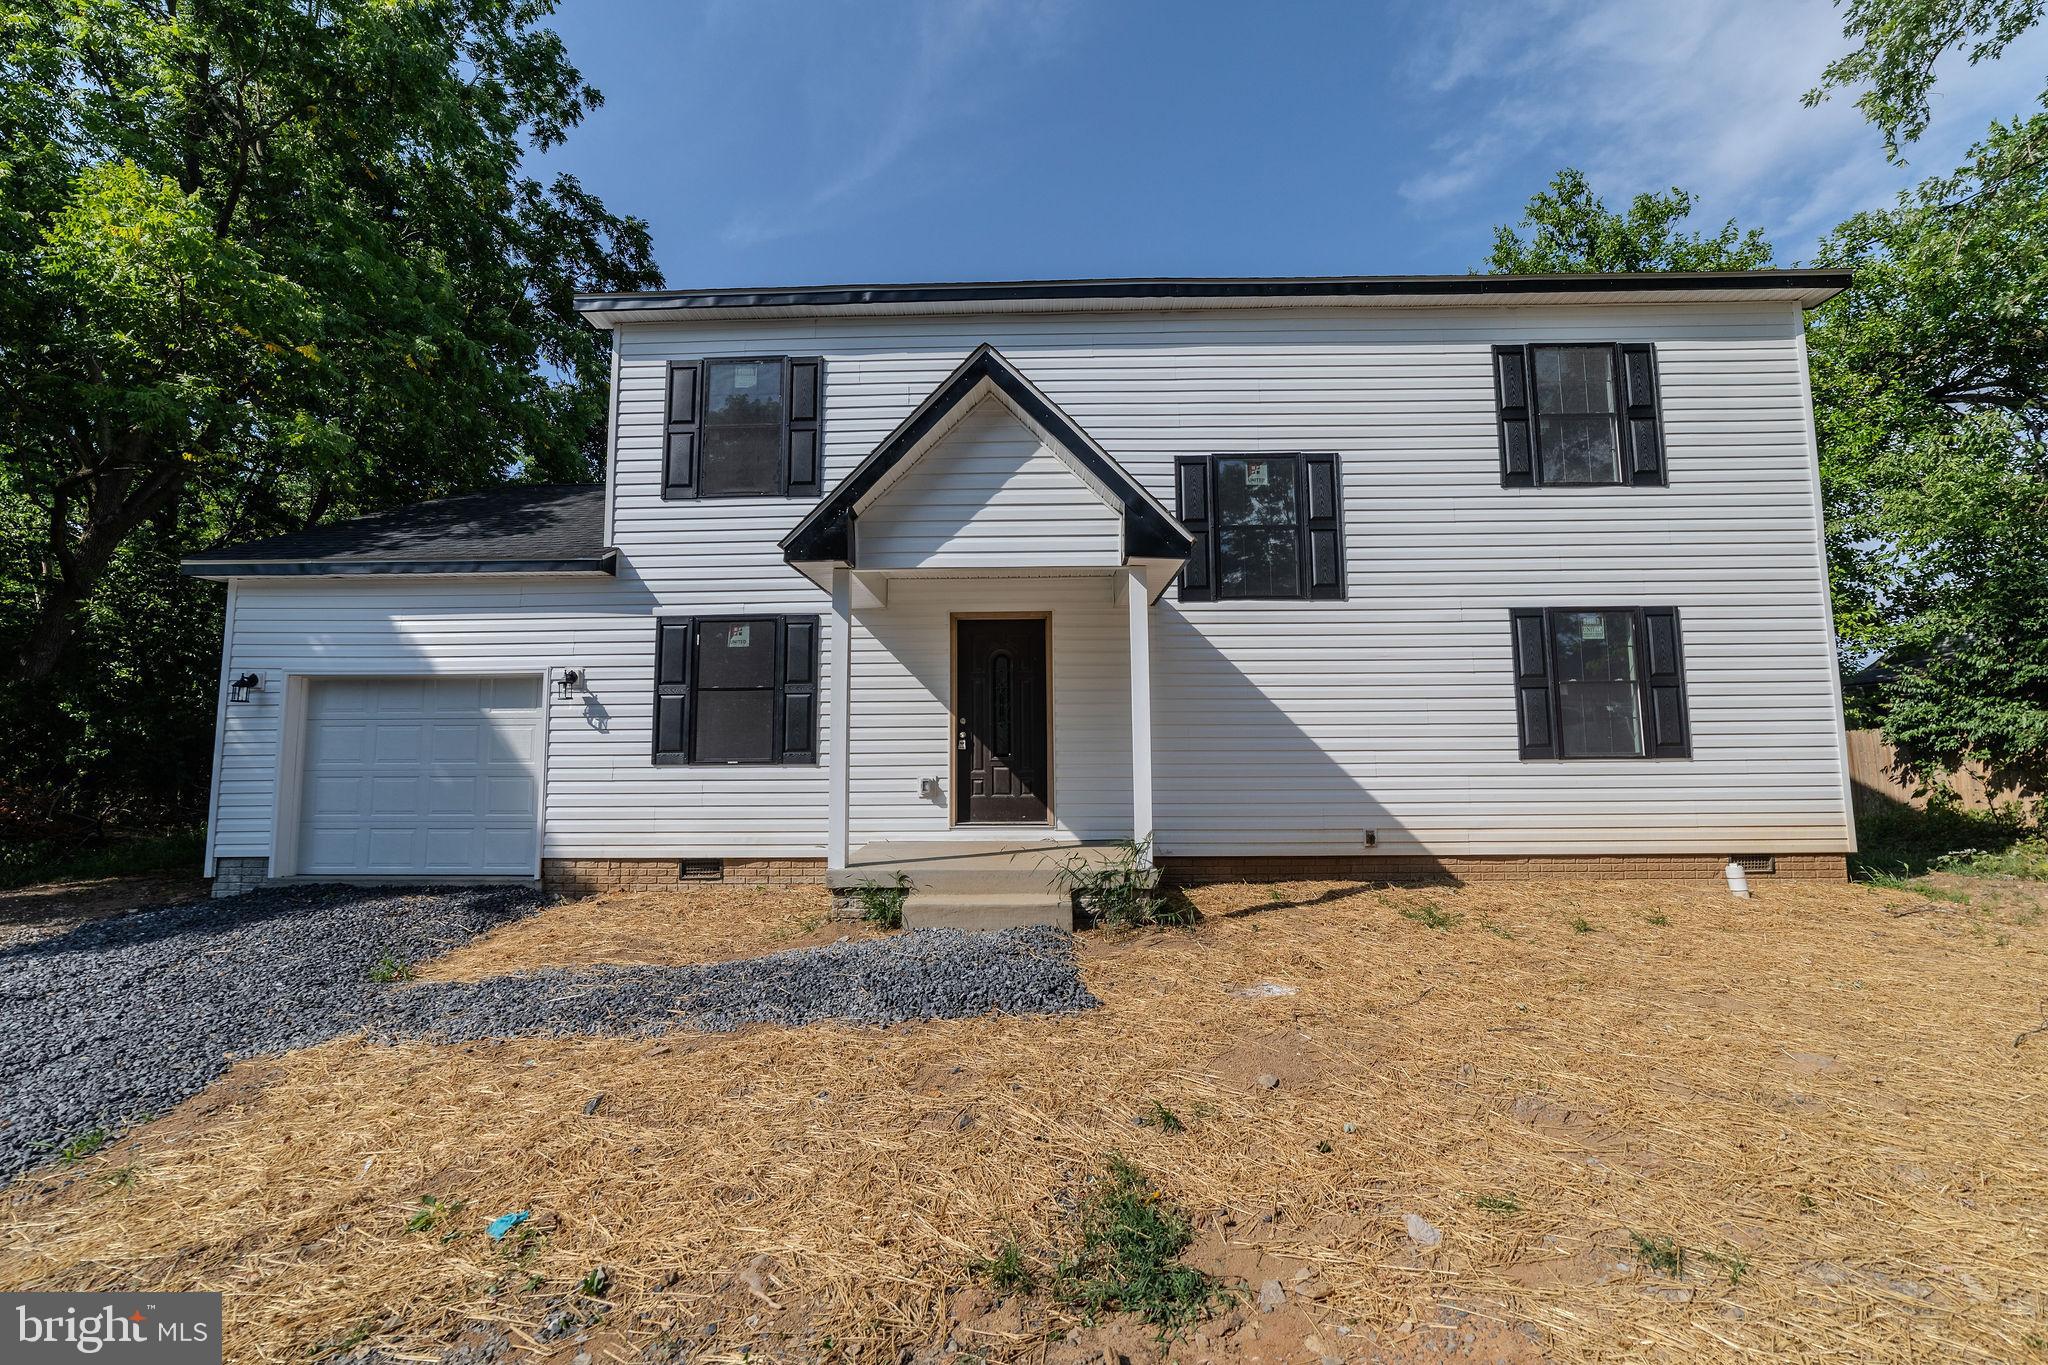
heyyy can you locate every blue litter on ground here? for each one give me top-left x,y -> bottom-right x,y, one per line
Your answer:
487,1211 -> 531,1240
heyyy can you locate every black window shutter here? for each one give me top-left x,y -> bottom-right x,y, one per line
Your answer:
1639,606 -> 1690,757
653,618 -> 694,763
663,362 -> 701,500
785,357 -> 823,496
1509,608 -> 1557,758
1493,346 -> 1535,488
779,616 -> 818,764
1303,454 -> 1345,600
1174,456 -> 1214,602
1618,343 -> 1665,486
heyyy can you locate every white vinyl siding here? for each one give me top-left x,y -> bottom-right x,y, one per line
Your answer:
208,300 -> 1853,866
855,398 -> 1122,570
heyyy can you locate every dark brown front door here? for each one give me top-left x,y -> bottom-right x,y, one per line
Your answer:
955,617 -> 1049,824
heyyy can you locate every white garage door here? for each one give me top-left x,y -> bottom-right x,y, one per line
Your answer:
297,676 -> 542,877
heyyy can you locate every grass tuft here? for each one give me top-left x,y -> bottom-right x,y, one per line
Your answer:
368,954 -> 416,984
847,872 -> 910,930
1054,1154 -> 1229,1339
1472,1193 -> 1522,1214
57,1128 -> 110,1163
1568,916 -> 1595,934
1397,901 -> 1460,931
1628,1231 -> 1684,1278
968,1236 -> 1037,1295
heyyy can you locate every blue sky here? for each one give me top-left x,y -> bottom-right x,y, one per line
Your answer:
535,0 -> 2047,289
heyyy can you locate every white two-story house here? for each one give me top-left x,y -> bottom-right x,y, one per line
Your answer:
184,270 -> 1858,910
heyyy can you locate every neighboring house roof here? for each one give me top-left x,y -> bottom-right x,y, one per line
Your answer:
179,484 -> 614,578
577,269 -> 1852,324
780,343 -> 1193,567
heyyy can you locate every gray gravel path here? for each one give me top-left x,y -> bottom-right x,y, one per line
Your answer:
0,884 -> 546,1183
377,926 -> 1098,1039
0,885 -> 1095,1183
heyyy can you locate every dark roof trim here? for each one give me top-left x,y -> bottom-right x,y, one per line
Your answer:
781,344 -> 1191,564
181,553 -> 617,580
581,270 -> 1853,315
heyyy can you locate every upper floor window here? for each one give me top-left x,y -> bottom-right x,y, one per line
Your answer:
1509,606 -> 1691,760
1492,343 -> 1665,489
1174,453 -> 1345,602
662,356 -> 823,500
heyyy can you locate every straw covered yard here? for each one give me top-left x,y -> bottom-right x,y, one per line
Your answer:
3,873 -> 2045,1363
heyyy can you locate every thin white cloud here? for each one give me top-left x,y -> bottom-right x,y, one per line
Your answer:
1400,0 -> 2048,256
722,0 -> 1077,248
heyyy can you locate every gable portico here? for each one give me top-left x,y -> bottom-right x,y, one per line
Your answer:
781,346 -> 1191,882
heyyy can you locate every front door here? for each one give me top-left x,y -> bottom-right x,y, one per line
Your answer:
955,617 -> 1050,824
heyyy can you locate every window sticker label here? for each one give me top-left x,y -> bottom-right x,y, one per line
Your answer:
726,624 -> 751,648
1246,461 -> 1269,488
1582,615 -> 1606,641
733,366 -> 757,389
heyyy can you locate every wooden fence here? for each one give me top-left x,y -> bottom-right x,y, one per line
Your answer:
1845,729 -> 2037,813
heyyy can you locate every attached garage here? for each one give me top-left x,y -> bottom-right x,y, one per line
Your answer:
294,675 -> 543,878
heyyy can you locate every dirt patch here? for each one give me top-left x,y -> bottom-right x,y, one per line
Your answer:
414,884 -> 870,980
0,873 -> 206,949
4,877 -> 2047,1362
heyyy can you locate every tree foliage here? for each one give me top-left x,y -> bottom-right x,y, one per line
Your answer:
1808,112 -> 2048,782
1807,0 -> 2046,158
1483,168 -> 1776,274
0,0 -> 658,829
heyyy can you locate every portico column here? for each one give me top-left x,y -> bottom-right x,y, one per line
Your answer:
1126,566 -> 1154,865
828,566 -> 852,872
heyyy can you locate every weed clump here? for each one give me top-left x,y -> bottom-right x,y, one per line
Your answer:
1053,838 -> 1190,930
847,872 -> 910,929
368,954 -> 416,984
1398,901 -> 1460,931
968,1235 -> 1037,1295
1054,1153 -> 1228,1338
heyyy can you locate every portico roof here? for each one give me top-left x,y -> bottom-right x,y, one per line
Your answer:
779,344 -> 1192,571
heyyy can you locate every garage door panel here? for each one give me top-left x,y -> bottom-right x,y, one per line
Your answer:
307,722 -> 369,764
423,827 -> 477,868
427,775 -> 478,814
432,676 -> 485,711
488,677 -> 543,709
298,676 -> 540,878
484,725 -> 535,763
310,776 -> 364,816
430,723 -> 480,763
482,827 -> 536,866
485,776 -> 533,815
369,776 -> 420,816
373,724 -> 426,763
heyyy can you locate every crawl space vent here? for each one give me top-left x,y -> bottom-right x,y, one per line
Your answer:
1733,855 -> 1777,876
678,859 -> 722,882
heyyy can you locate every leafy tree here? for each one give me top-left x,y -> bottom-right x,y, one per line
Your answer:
1483,168 -> 1776,274
0,0 -> 658,828
1807,0 -> 2046,159
1808,113 -> 2048,783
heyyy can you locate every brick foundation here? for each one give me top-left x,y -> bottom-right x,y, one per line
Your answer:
210,856 -> 271,899
541,857 -> 827,894
1160,852 -> 1849,886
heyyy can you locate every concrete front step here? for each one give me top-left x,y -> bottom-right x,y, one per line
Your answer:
903,891 -> 1074,932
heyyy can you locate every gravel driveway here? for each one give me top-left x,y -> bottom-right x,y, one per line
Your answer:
0,884 -> 1095,1183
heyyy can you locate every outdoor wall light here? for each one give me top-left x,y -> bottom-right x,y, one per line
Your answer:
554,669 -> 582,701
228,672 -> 263,703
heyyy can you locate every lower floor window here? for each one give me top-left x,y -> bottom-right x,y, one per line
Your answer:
1509,606 -> 1690,760
652,615 -> 818,765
